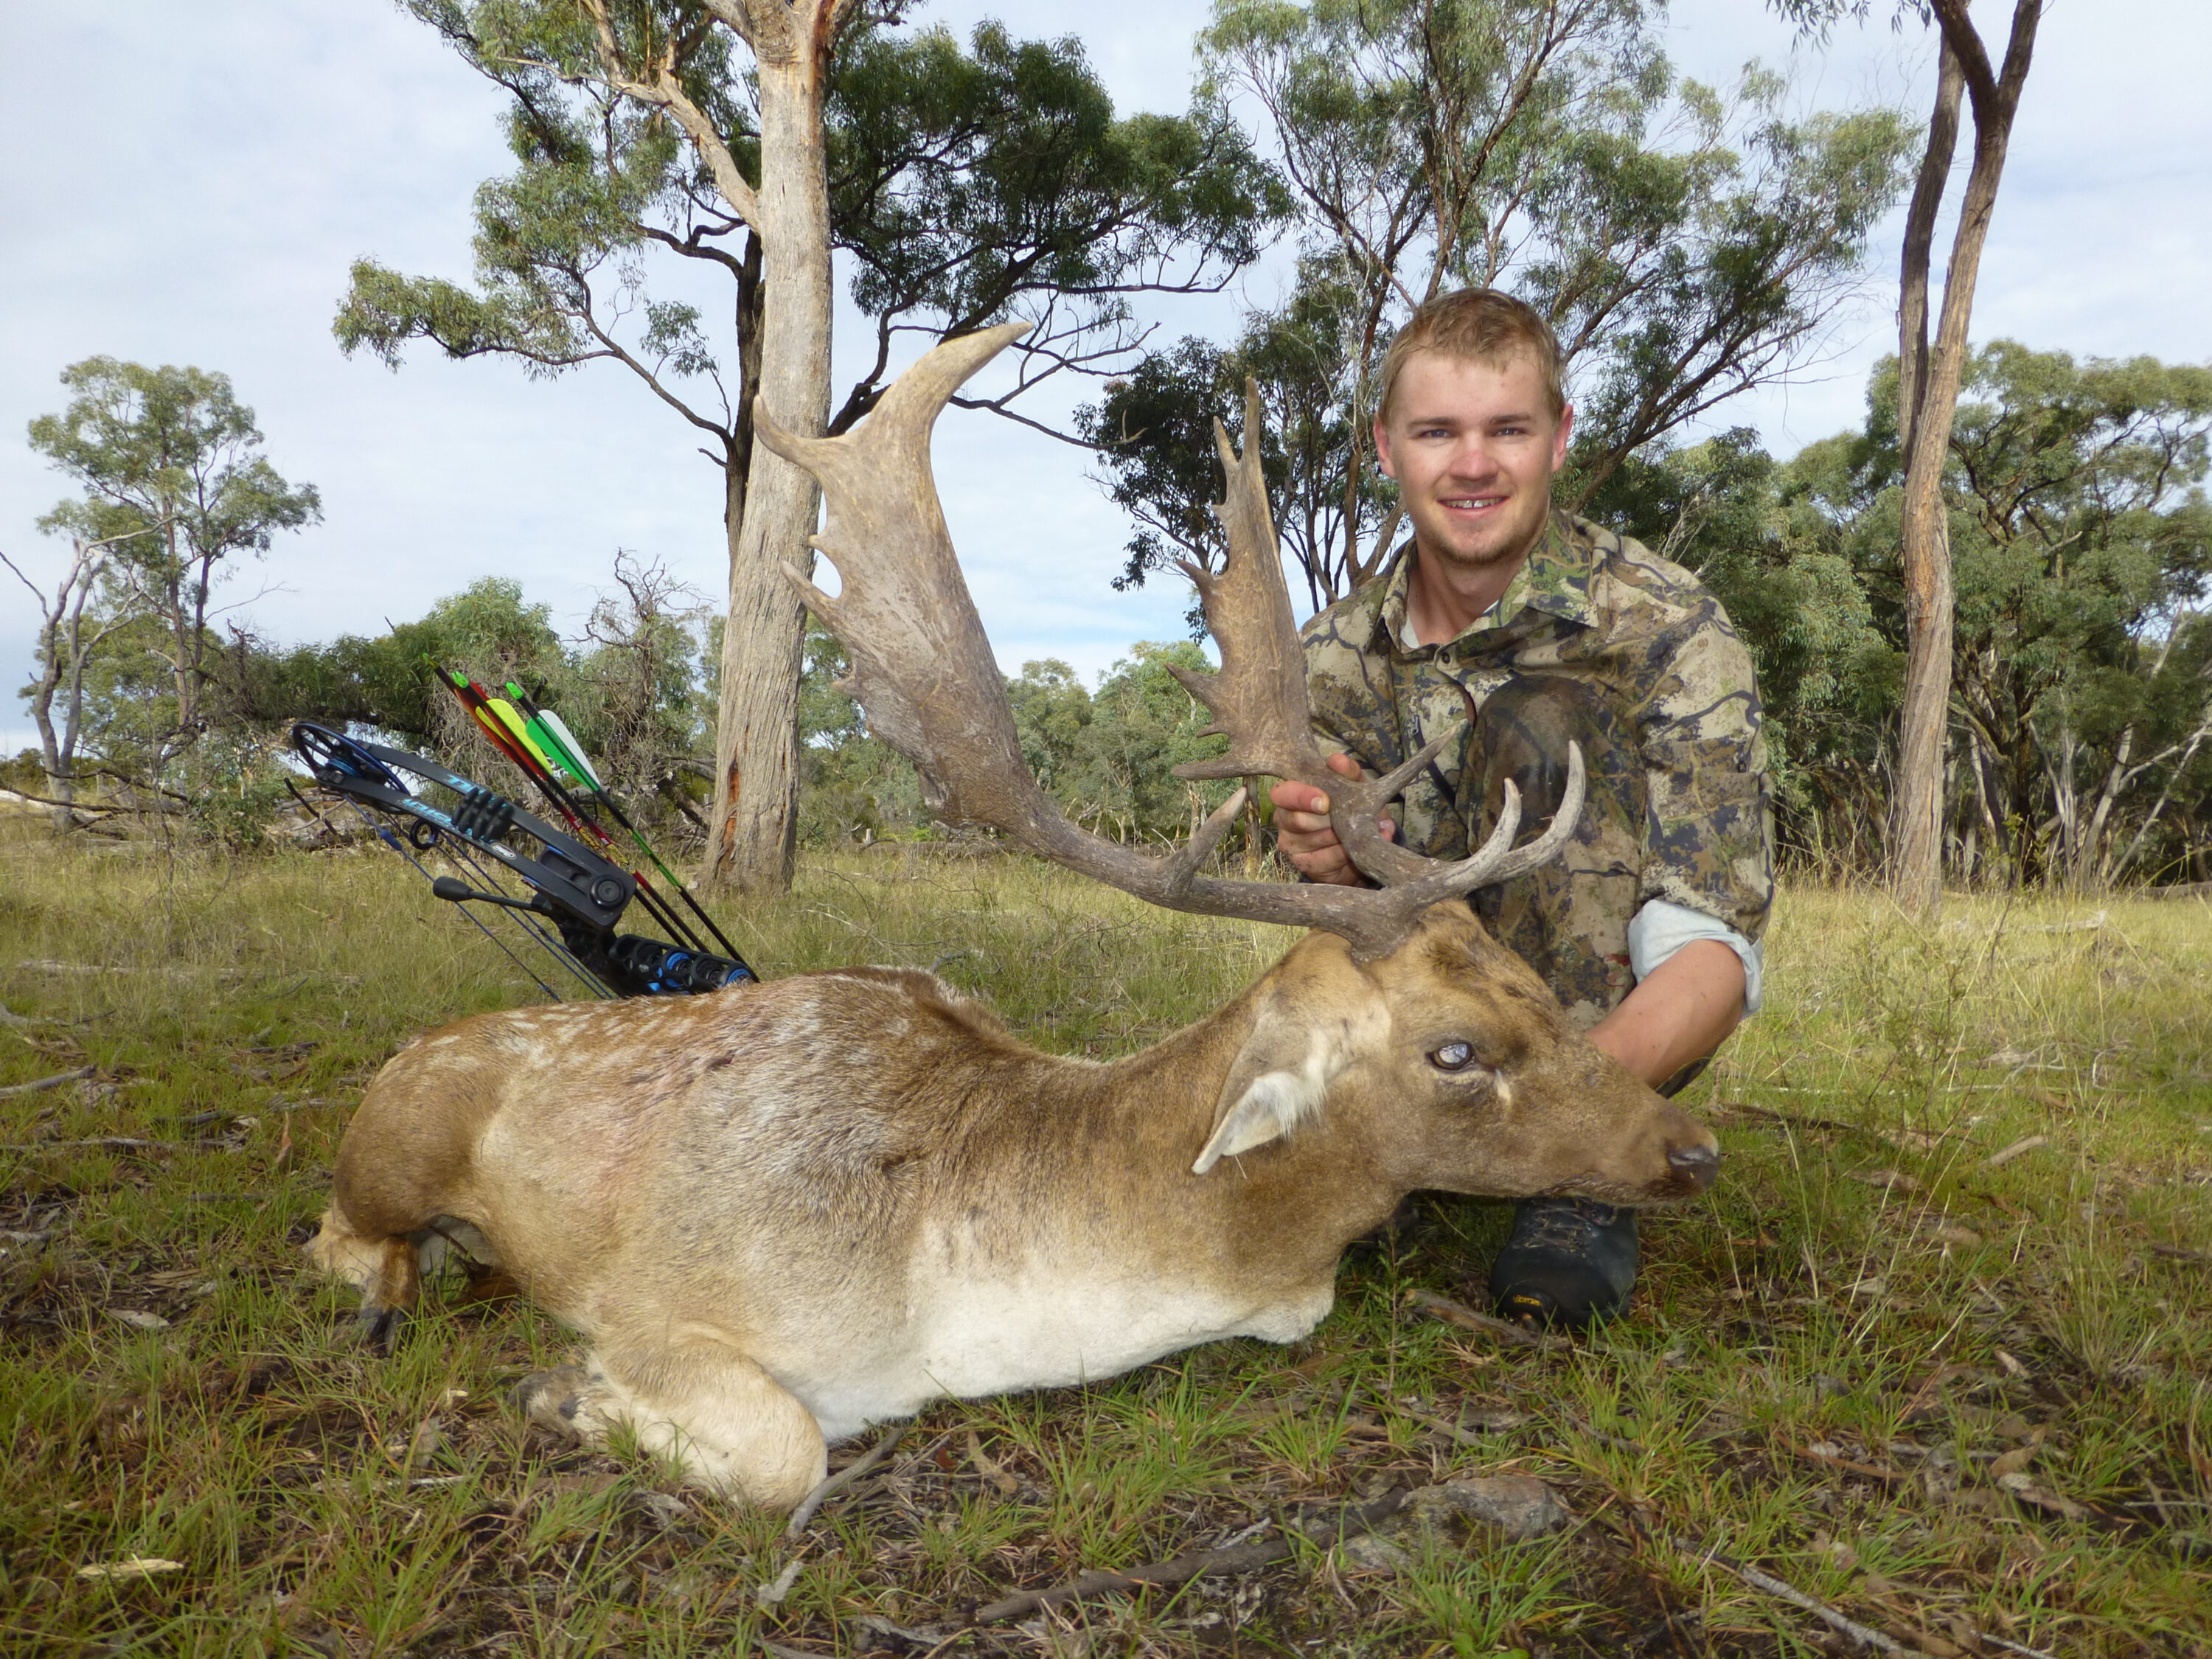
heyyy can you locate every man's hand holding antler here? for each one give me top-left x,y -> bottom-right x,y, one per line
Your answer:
1270,754 -> 1397,887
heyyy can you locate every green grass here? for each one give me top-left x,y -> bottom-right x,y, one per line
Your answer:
2,824 -> 2208,1656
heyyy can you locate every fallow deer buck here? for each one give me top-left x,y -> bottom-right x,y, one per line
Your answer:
310,324 -> 1720,1508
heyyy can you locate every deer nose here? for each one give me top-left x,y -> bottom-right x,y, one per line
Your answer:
1668,1141 -> 1721,1192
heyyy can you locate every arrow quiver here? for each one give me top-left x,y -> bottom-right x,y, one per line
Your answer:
291,722 -> 755,1000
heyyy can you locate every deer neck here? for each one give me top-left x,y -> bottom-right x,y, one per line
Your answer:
1074,981 -> 1405,1290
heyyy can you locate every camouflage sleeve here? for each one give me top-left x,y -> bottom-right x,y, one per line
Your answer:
1633,613 -> 1775,944
1300,613 -> 1405,778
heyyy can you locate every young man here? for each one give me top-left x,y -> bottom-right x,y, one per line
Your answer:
1270,289 -> 1773,1326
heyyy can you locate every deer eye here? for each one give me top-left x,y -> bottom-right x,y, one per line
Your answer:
1428,1040 -> 1477,1072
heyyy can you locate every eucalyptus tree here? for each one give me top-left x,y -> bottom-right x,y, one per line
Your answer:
25,358 -> 320,784
1775,0 -> 2044,911
1089,0 -> 1915,613
3,529 -> 150,827
337,1 -> 1281,893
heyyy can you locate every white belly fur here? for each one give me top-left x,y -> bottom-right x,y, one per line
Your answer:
790,1265 -> 1336,1443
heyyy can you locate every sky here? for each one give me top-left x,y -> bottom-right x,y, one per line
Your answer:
5,0 -> 2210,759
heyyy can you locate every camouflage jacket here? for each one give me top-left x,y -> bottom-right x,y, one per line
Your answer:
1300,512 -> 1775,942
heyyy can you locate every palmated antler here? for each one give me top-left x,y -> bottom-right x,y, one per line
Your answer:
754,327 -> 1583,959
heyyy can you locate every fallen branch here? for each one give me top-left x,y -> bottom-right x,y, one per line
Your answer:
1551,1410 -> 1647,1458
2148,1242 -> 2211,1269
0,787 -> 125,817
0,1067 -> 95,1099
785,1425 -> 905,1538
1795,1444 -> 1911,1485
2020,910 -> 2106,934
1405,1287 -> 1563,1352
969,1486 -> 1414,1626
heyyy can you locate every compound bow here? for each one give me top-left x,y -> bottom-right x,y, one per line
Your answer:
291,720 -> 756,1001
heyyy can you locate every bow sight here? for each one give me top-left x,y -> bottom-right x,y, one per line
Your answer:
292,721 -> 755,1000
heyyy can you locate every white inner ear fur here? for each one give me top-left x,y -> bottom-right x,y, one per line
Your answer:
1190,1033 -> 1334,1175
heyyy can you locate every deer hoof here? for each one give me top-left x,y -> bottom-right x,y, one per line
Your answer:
352,1303 -> 404,1356
515,1364 -> 600,1438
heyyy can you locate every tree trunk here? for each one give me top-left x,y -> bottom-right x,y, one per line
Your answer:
1895,40 -> 1963,463
704,46 -> 834,896
1888,0 -> 2041,915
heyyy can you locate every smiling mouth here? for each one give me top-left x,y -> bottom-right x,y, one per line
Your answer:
1439,495 -> 1508,514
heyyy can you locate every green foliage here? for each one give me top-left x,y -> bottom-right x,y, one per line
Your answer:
335,4 -> 1286,450
1083,261 -> 1388,615
793,622 -> 922,846
1061,642 -> 1236,844
793,636 -> 1237,850
826,21 -> 1290,430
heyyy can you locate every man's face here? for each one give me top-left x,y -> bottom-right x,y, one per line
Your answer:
1373,349 -> 1573,577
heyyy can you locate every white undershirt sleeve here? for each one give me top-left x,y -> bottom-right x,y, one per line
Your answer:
1627,898 -> 1763,1017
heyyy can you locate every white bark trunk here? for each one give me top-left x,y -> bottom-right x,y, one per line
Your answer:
704,45 -> 835,895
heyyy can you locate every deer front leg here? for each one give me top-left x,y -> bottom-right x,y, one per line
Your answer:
515,1336 -> 828,1509
307,1204 -> 422,1355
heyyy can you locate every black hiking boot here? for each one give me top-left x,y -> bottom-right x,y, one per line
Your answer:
1488,1197 -> 1638,1329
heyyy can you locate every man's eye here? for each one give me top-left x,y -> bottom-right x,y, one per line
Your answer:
1429,1041 -> 1477,1071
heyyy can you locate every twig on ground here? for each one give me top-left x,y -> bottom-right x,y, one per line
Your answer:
785,1425 -> 906,1538
0,1135 -> 223,1153
1387,1399 -> 1529,1445
1983,1135 -> 2049,1168
2148,1243 -> 2211,1268
1711,1099 -> 1960,1155
2140,879 -> 2212,900
1404,1287 -> 1563,1351
1553,1410 -> 1646,1457
969,1487 -> 1416,1625
1795,1444 -> 1910,1484
0,1066 -> 95,1098
2020,911 -> 2107,933
1668,1531 -> 1927,1656
754,1639 -> 833,1659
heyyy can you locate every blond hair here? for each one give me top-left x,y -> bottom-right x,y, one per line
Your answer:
1377,290 -> 1566,422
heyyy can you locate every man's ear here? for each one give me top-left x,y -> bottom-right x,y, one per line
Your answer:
1192,945 -> 1387,1176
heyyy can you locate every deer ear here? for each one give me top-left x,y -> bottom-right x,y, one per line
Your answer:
1192,950 -> 1385,1176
